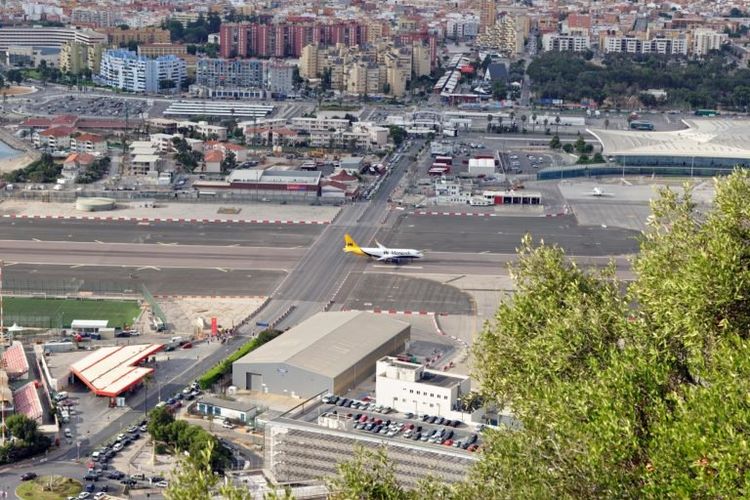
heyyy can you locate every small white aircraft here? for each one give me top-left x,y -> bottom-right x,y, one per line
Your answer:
588,187 -> 614,197
343,234 -> 424,263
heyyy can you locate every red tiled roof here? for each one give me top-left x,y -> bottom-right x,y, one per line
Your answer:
76,119 -> 129,129
40,126 -> 76,138
13,382 -> 43,423
2,341 -> 28,378
50,114 -> 79,127
76,133 -> 104,143
21,117 -> 52,128
204,150 -> 224,162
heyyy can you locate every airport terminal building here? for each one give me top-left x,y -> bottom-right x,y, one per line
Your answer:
588,119 -> 750,174
232,311 -> 410,398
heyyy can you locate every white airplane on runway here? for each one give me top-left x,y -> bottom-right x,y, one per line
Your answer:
343,234 -> 424,263
588,187 -> 614,197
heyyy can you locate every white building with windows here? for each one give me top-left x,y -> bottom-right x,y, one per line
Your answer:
542,33 -> 591,52
692,29 -> 728,57
97,49 -> 185,93
375,356 -> 472,422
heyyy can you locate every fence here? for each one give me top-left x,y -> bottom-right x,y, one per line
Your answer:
2,277 -> 138,296
140,284 -> 167,327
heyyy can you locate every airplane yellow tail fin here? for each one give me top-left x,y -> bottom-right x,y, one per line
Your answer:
343,234 -> 365,256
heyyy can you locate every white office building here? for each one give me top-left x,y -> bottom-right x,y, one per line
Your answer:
0,26 -> 106,50
692,29 -> 728,57
97,49 -> 185,93
375,356 -> 472,422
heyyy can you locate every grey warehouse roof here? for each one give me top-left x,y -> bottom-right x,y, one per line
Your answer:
235,311 -> 409,379
588,119 -> 750,160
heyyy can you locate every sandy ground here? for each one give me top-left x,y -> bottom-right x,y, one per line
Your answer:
155,297 -> 266,337
0,152 -> 35,174
0,85 -> 35,96
0,199 -> 340,222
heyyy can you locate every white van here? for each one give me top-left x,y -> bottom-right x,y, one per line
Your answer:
54,392 -> 69,402
170,336 -> 184,345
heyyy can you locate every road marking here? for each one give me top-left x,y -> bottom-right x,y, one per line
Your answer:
137,266 -> 161,271
94,240 -> 103,244
157,242 -> 178,246
372,265 -> 423,269
70,264 -> 85,269
32,238 -> 41,242
215,267 -> 229,273
479,251 -> 490,254
137,222 -> 150,226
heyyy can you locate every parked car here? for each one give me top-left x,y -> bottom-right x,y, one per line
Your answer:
20,472 -> 37,481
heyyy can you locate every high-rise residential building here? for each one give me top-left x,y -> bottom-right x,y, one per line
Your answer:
60,41 -> 103,74
412,43 -> 431,78
476,15 -> 523,55
137,44 -> 189,59
97,49 -> 185,93
219,21 -> 368,59
692,29 -> 728,56
446,14 -> 480,40
300,43 -> 321,79
542,34 -> 591,52
480,0 -> 497,33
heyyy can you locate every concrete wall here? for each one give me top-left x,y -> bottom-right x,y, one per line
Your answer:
234,362 -> 333,399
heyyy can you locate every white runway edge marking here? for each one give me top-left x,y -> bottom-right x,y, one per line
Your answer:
137,266 -> 161,271
372,265 -> 424,269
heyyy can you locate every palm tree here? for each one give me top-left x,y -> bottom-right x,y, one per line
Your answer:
531,113 -> 537,134
487,114 -> 493,133
543,117 -> 549,134
497,116 -> 504,134
604,118 -> 610,130
521,114 -> 527,132
555,115 -> 561,135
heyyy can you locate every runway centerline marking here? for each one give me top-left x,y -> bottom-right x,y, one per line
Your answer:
32,238 -> 41,242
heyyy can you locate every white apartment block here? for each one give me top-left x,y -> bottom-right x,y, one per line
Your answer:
603,36 -> 687,56
375,356 -> 472,422
692,29 -> 728,56
542,33 -> 591,52
446,14 -> 480,40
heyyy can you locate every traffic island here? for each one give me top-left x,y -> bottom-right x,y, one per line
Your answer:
16,475 -> 82,500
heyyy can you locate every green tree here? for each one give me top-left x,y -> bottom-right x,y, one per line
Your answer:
220,150 -> 237,172
147,406 -> 175,442
6,414 -> 39,443
331,170 -> 750,498
549,134 -> 561,149
388,125 -> 407,146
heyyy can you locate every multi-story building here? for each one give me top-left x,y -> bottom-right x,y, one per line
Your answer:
196,58 -> 265,88
219,20 -> 368,59
446,14 -> 480,40
60,41 -> 103,74
412,43 -> 431,78
479,0 -> 497,33
71,8 -> 119,29
603,36 -> 688,55
0,27 -> 106,51
300,43 -> 321,79
137,44 -> 188,58
542,33 -> 591,52
475,15 -> 523,56
104,27 -> 170,46
692,29 -> 728,56
267,60 -> 295,96
97,49 -> 186,94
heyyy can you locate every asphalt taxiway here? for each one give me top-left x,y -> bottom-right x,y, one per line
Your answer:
0,219 -> 322,247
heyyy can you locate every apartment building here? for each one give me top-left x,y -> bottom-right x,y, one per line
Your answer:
692,29 -> 728,56
219,20 -> 368,59
97,49 -> 186,93
267,60 -> 295,96
542,33 -> 591,52
196,58 -> 266,88
603,36 -> 688,55
104,27 -> 170,46
446,14 -> 480,40
479,0 -> 497,32
71,8 -> 119,29
60,41 -> 103,74
475,15 -> 524,55
0,27 -> 106,50
138,44 -> 188,58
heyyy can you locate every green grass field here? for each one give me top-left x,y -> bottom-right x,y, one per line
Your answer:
5,297 -> 141,329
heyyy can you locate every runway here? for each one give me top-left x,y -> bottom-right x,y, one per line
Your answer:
0,219 -> 323,247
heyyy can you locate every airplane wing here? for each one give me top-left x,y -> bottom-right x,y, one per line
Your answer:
377,255 -> 394,261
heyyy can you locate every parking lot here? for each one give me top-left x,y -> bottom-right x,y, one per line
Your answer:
316,396 -> 482,453
29,96 -> 150,118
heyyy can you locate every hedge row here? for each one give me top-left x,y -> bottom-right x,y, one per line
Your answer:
198,329 -> 282,389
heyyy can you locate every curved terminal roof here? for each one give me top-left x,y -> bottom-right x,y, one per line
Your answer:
588,119 -> 750,160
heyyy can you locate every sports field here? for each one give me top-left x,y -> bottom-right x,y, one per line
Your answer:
4,297 -> 141,329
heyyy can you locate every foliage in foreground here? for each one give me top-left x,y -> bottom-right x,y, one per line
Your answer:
147,406 -> 231,471
198,329 -> 283,389
0,414 -> 52,465
331,170 -> 750,498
